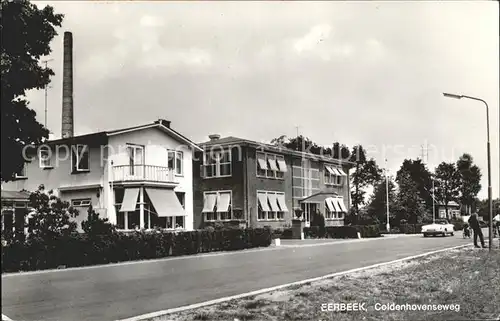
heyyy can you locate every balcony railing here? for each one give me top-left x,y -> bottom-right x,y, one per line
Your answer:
112,165 -> 175,183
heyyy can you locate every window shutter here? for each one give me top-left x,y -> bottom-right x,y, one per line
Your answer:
199,164 -> 205,178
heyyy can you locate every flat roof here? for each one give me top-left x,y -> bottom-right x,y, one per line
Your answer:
198,136 -> 355,166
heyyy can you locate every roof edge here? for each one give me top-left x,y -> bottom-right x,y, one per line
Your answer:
198,140 -> 355,166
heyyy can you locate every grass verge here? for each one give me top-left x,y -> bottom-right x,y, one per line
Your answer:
152,247 -> 499,321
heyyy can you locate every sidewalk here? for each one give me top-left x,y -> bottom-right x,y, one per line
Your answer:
274,234 -> 420,248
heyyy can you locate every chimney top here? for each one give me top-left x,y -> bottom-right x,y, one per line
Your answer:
208,134 -> 220,141
61,30 -> 74,139
156,119 -> 171,128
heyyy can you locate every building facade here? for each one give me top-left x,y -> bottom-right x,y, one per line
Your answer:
193,135 -> 354,229
0,190 -> 30,235
1,119 -> 201,232
437,201 -> 461,220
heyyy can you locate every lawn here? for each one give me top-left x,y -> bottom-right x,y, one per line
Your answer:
153,246 -> 500,321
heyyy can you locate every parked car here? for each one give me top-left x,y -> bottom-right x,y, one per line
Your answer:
422,219 -> 455,237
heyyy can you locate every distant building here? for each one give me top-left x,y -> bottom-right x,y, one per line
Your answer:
193,135 -> 355,229
1,190 -> 30,234
436,201 -> 461,220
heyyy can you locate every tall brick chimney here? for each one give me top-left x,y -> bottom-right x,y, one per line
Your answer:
61,31 -> 74,138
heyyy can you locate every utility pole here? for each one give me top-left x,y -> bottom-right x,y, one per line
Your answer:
42,59 -> 54,128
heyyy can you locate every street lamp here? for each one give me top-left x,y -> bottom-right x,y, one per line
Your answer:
385,158 -> 390,232
443,92 -> 493,250
432,178 -> 436,224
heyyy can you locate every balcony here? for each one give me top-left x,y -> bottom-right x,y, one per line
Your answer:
111,165 -> 176,185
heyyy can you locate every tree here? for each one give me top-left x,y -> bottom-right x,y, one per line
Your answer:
27,185 -> 79,240
395,169 -> 428,224
81,206 -> 116,236
1,0 -> 63,181
396,159 -> 433,214
456,153 -> 482,214
270,135 -> 321,154
270,135 -> 350,159
434,162 -> 460,220
477,198 -> 500,222
366,177 -> 397,226
349,145 -> 383,217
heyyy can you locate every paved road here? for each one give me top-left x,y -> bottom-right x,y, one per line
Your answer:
1,233 -> 480,321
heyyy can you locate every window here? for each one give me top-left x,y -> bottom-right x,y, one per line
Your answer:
39,146 -> 52,168
325,198 -> 346,220
2,210 -> 14,232
168,151 -> 184,176
203,191 -> 232,221
292,162 -> 320,207
201,150 -> 231,178
127,145 -> 144,175
175,152 -> 183,175
176,192 -> 185,209
325,165 -> 345,186
71,198 -> 92,207
257,152 -> 286,179
325,169 -> 342,185
14,202 -> 27,208
15,163 -> 28,179
71,145 -> 90,172
325,205 -> 334,219
257,191 -> 287,221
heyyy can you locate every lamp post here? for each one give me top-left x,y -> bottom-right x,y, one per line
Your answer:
443,93 -> 493,250
432,178 -> 436,224
385,158 -> 390,232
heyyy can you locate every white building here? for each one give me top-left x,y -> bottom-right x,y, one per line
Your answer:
2,119 -> 202,232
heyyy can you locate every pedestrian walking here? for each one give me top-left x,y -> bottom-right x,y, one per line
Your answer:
468,213 -> 486,248
493,214 -> 500,238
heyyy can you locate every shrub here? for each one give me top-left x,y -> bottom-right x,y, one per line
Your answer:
310,211 -> 326,229
27,185 -> 79,240
451,220 -> 465,231
399,224 -> 424,234
390,227 -> 402,234
354,225 -> 381,238
303,225 -> 380,239
271,228 -> 293,239
81,206 -> 116,236
1,227 -> 272,273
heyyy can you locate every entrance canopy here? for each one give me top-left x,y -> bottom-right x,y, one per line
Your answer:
300,192 -> 338,204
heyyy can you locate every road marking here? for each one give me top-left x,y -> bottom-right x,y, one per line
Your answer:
117,243 -> 473,321
1,234 -> 422,278
2,314 -> 14,321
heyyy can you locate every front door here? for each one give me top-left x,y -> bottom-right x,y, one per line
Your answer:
301,202 -> 318,228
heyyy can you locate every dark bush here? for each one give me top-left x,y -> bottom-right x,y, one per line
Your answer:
303,225 -> 380,239
451,220 -> 465,231
354,225 -> 381,238
390,227 -> 402,234
271,228 -> 293,239
1,227 -> 272,273
399,224 -> 424,234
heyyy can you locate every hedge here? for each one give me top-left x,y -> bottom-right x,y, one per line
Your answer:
271,228 -> 293,239
399,224 -> 425,234
451,220 -> 465,231
303,225 -> 381,239
1,228 -> 272,273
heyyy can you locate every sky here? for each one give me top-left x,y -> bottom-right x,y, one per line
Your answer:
28,1 -> 499,200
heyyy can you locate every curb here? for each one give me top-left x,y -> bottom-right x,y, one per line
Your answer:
2,234 -> 417,277
117,244 -> 472,321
